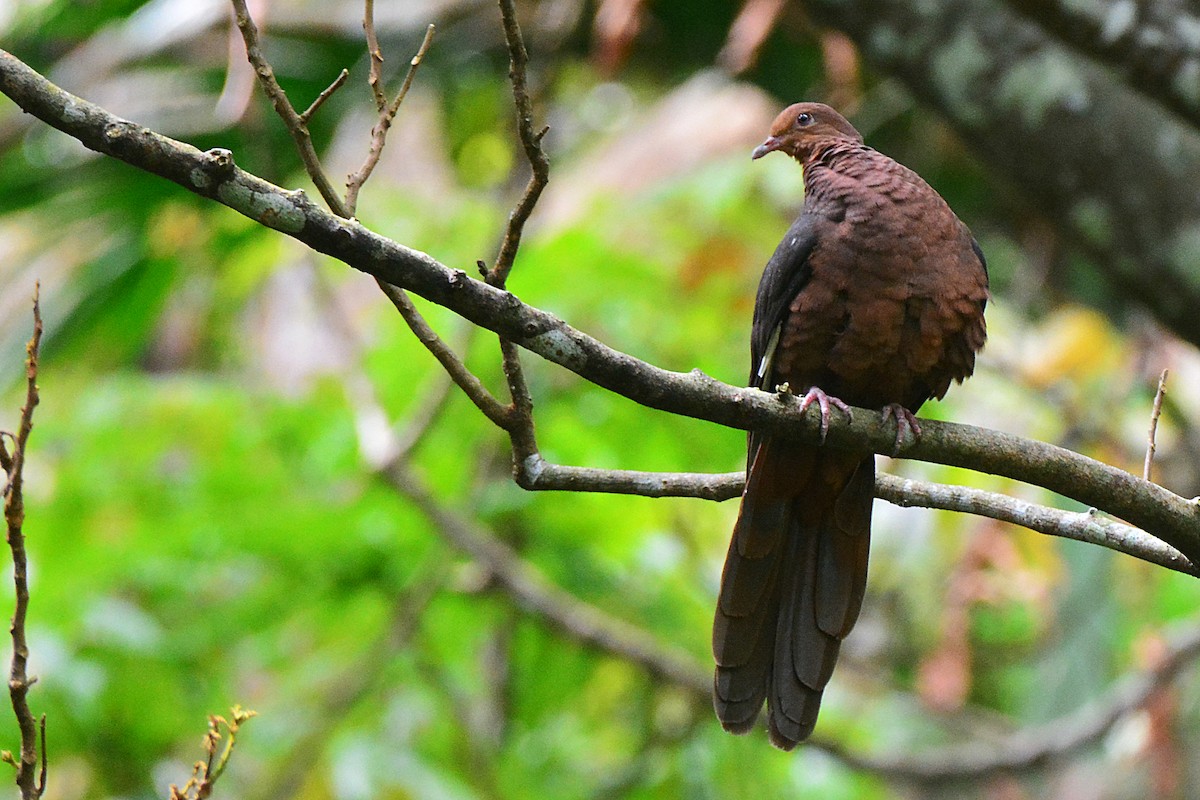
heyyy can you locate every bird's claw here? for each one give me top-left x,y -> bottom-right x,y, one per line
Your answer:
881,403 -> 921,455
796,387 -> 853,443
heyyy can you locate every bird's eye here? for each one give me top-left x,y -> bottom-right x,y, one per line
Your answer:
796,112 -> 815,127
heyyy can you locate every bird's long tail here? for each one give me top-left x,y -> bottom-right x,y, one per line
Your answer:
712,438 -> 874,749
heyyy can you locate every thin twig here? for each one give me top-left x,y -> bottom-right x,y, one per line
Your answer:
34,717 -> 43,799
1144,368 -> 1168,482
345,22 -> 436,215
490,0 -> 550,288
386,26 -> 436,118
362,0 -> 388,112
499,339 -> 539,457
489,0 -> 552,490
3,286 -> 44,800
512,460 -> 1194,575
377,281 -> 511,428
299,68 -> 349,125
228,0 -> 350,217
875,473 -> 1193,575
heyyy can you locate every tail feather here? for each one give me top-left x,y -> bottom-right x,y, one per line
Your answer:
815,460 -> 874,639
769,525 -> 831,746
713,438 -> 873,749
713,596 -> 777,731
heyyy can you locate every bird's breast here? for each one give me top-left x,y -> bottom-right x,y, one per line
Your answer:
776,174 -> 985,408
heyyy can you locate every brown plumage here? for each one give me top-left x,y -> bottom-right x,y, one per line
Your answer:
713,103 -> 988,749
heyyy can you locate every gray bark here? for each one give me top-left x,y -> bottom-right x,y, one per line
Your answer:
804,0 -> 1200,346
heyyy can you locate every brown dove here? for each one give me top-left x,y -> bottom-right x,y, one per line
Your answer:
713,102 -> 988,749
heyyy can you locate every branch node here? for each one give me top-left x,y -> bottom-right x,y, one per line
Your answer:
202,148 -> 236,176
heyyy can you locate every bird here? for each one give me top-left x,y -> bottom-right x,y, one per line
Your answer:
712,102 -> 988,749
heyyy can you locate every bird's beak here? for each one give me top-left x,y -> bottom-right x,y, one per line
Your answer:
752,136 -> 782,160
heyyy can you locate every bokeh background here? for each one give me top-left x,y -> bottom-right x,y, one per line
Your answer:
3,0 -> 1200,797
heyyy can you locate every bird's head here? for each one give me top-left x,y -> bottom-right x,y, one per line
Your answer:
752,102 -> 863,161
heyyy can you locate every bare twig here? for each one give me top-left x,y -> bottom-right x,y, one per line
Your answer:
228,0 -> 350,217
362,0 -> 388,112
875,473 -> 1193,574
1,287 -> 44,800
376,281 -> 511,428
490,0 -> 552,488
345,22 -> 436,215
298,68 -> 349,125
231,0 -> 464,461
490,0 -> 550,288
1145,368 -> 1168,482
499,338 -> 539,459
168,707 -> 256,800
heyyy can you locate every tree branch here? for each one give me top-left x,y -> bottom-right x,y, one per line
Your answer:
345,20 -> 436,215
228,0 -> 350,217
2,287 -> 45,800
1,48 -> 1197,567
514,463 -> 1193,574
389,454 -> 1200,783
229,5 -> 500,449
490,0 -> 551,289
376,282 -> 511,429
298,68 -> 348,126
487,0 -> 551,491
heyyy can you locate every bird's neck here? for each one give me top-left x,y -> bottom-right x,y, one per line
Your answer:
798,139 -> 861,172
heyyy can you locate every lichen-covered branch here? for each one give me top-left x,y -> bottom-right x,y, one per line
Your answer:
1,47 -> 1198,566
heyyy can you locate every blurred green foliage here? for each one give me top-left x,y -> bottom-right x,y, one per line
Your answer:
2,2 -> 1200,799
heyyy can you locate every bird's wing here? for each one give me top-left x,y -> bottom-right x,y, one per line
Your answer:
750,213 -> 817,391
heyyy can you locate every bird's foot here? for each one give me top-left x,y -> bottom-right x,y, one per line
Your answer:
796,386 -> 853,443
881,403 -> 921,456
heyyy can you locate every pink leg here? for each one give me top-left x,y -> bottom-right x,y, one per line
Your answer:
795,386 -> 853,443
881,403 -> 922,455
